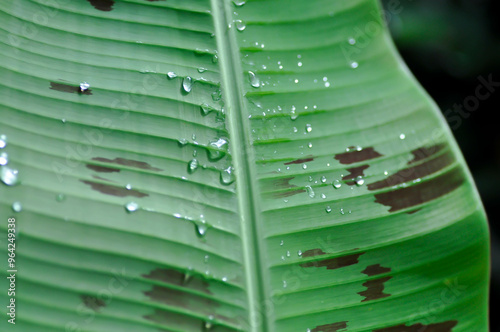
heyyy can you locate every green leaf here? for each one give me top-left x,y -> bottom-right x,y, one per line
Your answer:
0,0 -> 489,331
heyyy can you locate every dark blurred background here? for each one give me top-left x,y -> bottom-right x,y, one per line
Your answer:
381,0 -> 500,329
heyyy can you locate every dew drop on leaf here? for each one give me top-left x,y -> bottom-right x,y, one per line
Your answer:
197,67 -> 207,73
326,206 -> 332,213
333,179 -> 341,189
0,152 -> 8,166
1,167 -> 19,186
125,202 -> 139,213
233,0 -> 246,6
167,71 -> 177,79
12,201 -> 22,212
56,193 -> 66,202
321,176 -> 327,183
248,71 -> 260,88
79,82 -> 90,92
235,19 -> 246,31
355,176 -> 365,186
350,61 -> 359,69
306,124 -> 312,132
220,166 -> 235,185
188,159 -> 199,173
207,138 -> 228,161
306,185 -> 315,198
182,76 -> 193,93
0,135 -> 6,149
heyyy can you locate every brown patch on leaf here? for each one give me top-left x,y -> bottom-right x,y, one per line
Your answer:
87,0 -> 115,11
81,295 -> 106,311
142,268 -> 211,295
367,152 -> 454,191
373,321 -> 458,332
342,165 -> 369,185
50,82 -> 92,95
92,157 -> 162,171
301,252 -> 364,270
86,164 -> 120,173
372,167 -> 465,212
362,264 -> 391,276
144,285 -> 216,309
81,180 -> 148,197
311,321 -> 348,332
273,177 -> 296,189
409,143 -> 447,164
358,276 -> 392,302
302,249 -> 327,258
335,147 -> 383,165
284,156 -> 314,165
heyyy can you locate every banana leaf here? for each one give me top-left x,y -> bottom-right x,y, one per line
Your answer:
0,0 -> 490,331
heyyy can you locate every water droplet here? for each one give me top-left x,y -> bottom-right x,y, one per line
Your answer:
384,171 -> 389,175
12,201 -> 22,212
350,61 -> 359,69
308,142 -> 312,148
187,159 -> 199,174
204,254 -> 210,263
340,208 -> 345,215
79,82 -> 90,92
283,280 -> 287,288
178,138 -> 188,146
221,166 -> 235,185
294,79 -> 299,83
203,315 -> 215,331
326,206 -> 332,213
348,37 -> 356,45
212,54 -> 219,63
222,276 -> 228,282
302,164 -> 307,170
0,135 -> 6,149
201,104 -> 213,116
182,76 -> 193,93
286,250 -> 291,257
235,20 -> 246,31
297,250 -> 302,256
56,193 -> 66,202
306,124 -> 312,133
321,193 -> 327,199
306,185 -> 315,198
321,176 -> 327,183
332,180 -> 341,189
248,71 -> 260,88
324,82 -> 330,87
207,138 -> 228,161
0,152 -> 8,166
1,167 -> 19,186
61,118 -> 66,123
125,202 -> 139,213
212,89 -> 222,101
323,76 -> 328,82
355,176 -> 365,186
182,271 -> 193,285
195,219 -> 208,237
197,67 -> 207,73
400,133 -> 406,140
298,62 -> 303,67
280,240 -> 284,246
167,71 -> 177,79
233,0 -> 246,6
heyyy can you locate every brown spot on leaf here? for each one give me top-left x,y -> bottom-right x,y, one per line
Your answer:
343,165 -> 369,185
372,167 -> 465,212
335,147 -> 382,165
284,156 -> 314,165
301,252 -> 364,270
373,321 -> 458,332
409,143 -> 447,164
273,177 -> 297,189
368,152 -> 454,191
80,295 -> 106,311
272,188 -> 306,198
142,268 -> 211,294
311,321 -> 348,332
362,264 -> 391,276
302,249 -> 327,258
92,157 -> 162,171
81,180 -> 148,197
358,276 -> 392,302
86,164 -> 120,173
50,82 -> 92,95
87,0 -> 115,11
144,285 -> 216,310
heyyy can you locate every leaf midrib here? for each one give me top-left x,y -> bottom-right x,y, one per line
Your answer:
210,1 -> 270,331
